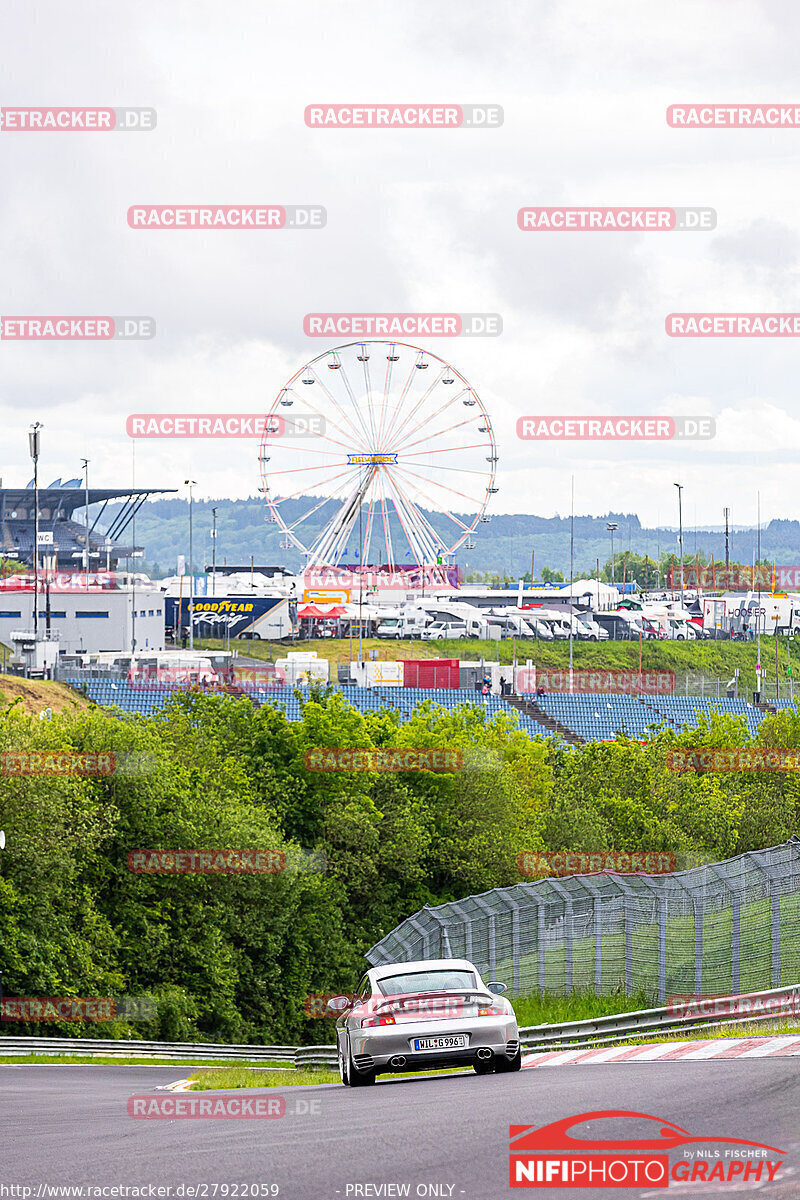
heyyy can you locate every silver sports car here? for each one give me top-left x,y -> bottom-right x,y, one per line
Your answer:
330,957 -> 521,1086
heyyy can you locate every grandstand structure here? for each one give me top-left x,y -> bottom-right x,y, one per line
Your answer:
0,483 -> 176,570
63,678 -> 781,743
518,692 -> 766,742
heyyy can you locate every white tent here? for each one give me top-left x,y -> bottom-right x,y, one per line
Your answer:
555,578 -> 619,608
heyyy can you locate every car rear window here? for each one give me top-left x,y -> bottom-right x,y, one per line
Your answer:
377,969 -> 477,995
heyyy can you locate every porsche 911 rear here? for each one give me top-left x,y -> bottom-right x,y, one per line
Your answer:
349,993 -> 520,1076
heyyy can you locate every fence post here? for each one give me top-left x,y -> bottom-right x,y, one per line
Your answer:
471,896 -> 498,982
772,892 -> 781,987
544,879 -> 574,994
658,897 -> 667,1004
573,877 -> 604,996
610,879 -> 638,995
745,850 -> 785,989
406,914 -> 434,960
693,898 -> 703,995
731,894 -> 740,994
494,893 -> 521,993
536,898 -> 546,993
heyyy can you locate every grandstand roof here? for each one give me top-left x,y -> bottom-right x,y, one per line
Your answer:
0,486 -> 176,567
0,487 -> 175,518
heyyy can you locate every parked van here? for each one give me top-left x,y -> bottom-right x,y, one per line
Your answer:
419,621 -> 468,641
571,613 -> 607,640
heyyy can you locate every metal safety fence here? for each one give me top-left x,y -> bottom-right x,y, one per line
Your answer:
0,1036 -> 338,1067
367,839 -> 800,1003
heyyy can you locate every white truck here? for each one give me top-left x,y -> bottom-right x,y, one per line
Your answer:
702,592 -> 800,638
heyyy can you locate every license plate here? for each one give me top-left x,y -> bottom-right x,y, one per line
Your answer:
412,1034 -> 468,1051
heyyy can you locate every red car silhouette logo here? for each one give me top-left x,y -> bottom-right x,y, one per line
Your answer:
510,1110 -> 784,1155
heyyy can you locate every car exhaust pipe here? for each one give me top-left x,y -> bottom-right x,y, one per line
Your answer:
476,1048 -> 493,1061
389,1055 -> 407,1068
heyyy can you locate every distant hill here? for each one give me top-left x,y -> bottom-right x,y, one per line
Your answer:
104,497 -> 800,580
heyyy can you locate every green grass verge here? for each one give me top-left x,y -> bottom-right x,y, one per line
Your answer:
190,1066 -> 339,1089
188,1064 -> 477,1089
0,1054 -> 289,1067
509,989 -> 654,1028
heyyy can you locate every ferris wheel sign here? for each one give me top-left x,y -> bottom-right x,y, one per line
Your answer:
260,341 -> 497,570
347,452 -> 398,465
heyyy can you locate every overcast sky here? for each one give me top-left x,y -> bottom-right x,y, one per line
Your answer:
3,0 -> 800,535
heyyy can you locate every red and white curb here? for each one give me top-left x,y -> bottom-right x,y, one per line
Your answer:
522,1034 -> 800,1068
156,1078 -> 194,1091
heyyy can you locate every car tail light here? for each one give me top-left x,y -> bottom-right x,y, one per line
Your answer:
361,1015 -> 396,1028
478,1004 -> 504,1017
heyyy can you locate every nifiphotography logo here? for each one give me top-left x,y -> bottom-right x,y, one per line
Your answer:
508,1110 -> 785,1188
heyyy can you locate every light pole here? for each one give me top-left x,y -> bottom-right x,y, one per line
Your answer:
42,552 -> 57,635
569,476 -> 574,685
674,483 -> 684,603
81,458 -> 90,591
358,485 -> 364,666
211,507 -> 217,597
185,480 -> 196,649
29,423 -> 42,637
606,522 -> 618,603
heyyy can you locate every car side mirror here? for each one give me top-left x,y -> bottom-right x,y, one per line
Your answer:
325,996 -> 353,1015
486,981 -> 507,995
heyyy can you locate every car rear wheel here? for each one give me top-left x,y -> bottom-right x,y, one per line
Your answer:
347,1046 -> 376,1087
495,1047 -> 522,1073
338,1046 -> 350,1086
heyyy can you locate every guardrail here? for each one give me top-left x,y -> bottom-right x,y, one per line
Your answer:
1,985 -> 796,1066
519,983 -> 800,1050
0,1036 -> 336,1066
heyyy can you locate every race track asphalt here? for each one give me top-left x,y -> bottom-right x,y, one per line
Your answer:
3,1061 -> 799,1199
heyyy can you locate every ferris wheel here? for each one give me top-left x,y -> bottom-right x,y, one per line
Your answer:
259,341 -> 498,568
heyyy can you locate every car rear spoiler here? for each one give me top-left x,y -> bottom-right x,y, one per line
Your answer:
370,989 -> 492,1014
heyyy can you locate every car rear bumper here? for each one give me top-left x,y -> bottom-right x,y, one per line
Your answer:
349,1018 -> 519,1075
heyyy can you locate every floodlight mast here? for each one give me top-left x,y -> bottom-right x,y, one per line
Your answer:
28,424 -> 42,637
